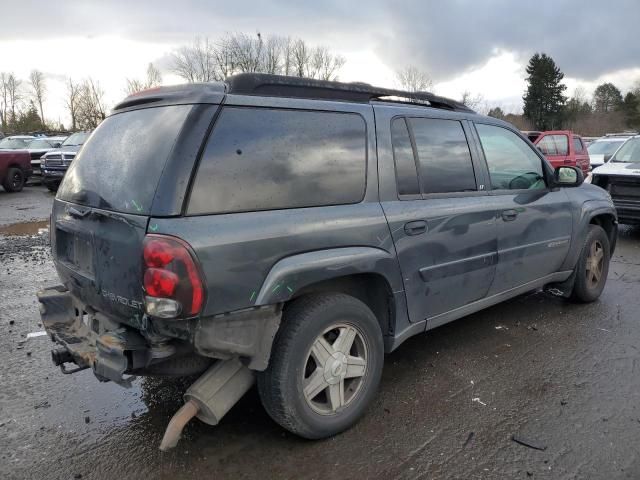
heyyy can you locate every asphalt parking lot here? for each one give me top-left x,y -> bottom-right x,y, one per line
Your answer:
2,185 -> 640,480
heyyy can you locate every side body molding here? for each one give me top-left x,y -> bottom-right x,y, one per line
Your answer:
255,247 -> 405,306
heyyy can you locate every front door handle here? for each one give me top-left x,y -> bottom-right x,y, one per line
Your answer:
501,209 -> 519,222
404,220 -> 427,236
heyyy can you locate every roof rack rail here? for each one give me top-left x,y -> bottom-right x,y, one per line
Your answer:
225,73 -> 474,113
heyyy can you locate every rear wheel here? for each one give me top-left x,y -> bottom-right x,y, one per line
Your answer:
3,167 -> 24,192
570,224 -> 610,302
258,294 -> 384,439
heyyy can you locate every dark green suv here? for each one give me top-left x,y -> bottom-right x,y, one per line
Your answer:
39,74 -> 617,449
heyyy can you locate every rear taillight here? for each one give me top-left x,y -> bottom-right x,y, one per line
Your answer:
143,235 -> 204,319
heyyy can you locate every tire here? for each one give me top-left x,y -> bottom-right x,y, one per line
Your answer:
3,167 -> 24,192
258,293 -> 384,439
570,224 -> 611,303
45,181 -> 58,192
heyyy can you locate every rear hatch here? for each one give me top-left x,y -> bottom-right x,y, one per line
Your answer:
52,105 -> 194,325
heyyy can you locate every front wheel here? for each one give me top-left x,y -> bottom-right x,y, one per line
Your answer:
570,224 -> 611,302
258,294 -> 384,439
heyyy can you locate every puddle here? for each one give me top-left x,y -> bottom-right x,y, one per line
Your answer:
0,219 -> 49,236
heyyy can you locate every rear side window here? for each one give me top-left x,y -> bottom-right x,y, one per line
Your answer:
58,105 -> 191,214
408,118 -> 476,194
573,137 -> 584,153
391,118 -> 419,196
538,134 -> 569,155
188,107 -> 366,215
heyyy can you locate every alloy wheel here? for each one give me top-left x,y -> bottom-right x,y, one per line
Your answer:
302,323 -> 368,415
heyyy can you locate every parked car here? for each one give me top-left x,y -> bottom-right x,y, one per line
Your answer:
0,150 -> 32,192
38,74 -> 617,450
40,131 -> 90,191
26,136 -> 67,175
0,135 -> 35,150
582,136 -> 599,146
592,135 -> 640,224
522,130 -> 542,142
587,135 -> 631,170
533,130 -> 590,176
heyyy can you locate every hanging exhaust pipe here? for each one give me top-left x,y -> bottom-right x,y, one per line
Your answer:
159,357 -> 255,451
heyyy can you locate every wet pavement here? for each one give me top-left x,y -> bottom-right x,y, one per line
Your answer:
2,187 -> 640,479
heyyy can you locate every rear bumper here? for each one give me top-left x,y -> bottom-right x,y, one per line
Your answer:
38,285 -> 283,384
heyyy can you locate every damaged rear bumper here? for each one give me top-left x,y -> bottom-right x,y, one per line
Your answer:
38,285 -> 282,385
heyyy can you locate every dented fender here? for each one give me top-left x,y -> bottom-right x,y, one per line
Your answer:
254,247 -> 404,306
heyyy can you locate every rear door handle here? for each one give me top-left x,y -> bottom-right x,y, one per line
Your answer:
501,209 -> 519,222
404,220 -> 427,236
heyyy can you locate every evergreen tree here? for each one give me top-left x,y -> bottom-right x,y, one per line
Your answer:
621,92 -> 640,129
487,106 -> 505,119
523,53 -> 567,130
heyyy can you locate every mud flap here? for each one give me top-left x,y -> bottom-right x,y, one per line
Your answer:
194,305 -> 281,371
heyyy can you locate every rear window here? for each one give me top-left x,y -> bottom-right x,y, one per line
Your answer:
188,107 -> 366,215
58,105 -> 191,214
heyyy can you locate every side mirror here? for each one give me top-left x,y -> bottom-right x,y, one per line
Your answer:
554,166 -> 584,187
603,153 -> 613,163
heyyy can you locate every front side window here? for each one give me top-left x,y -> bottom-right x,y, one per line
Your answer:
537,134 -> 569,156
408,118 -> 476,194
188,107 -> 367,214
475,124 -> 546,191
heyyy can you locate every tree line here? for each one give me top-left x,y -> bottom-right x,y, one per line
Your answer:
3,34 -> 638,138
0,32 -> 346,135
486,53 -> 640,135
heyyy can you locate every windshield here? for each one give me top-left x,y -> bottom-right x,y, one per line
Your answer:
62,132 -> 89,147
588,140 -> 624,155
27,138 -> 54,149
58,105 -> 191,215
0,137 -> 32,149
611,138 -> 640,163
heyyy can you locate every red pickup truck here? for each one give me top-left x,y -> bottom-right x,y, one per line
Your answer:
533,130 -> 590,176
0,151 -> 32,192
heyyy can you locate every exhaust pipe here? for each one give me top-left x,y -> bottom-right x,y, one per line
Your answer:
159,357 -> 255,451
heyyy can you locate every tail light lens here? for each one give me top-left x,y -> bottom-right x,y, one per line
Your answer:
143,235 -> 205,319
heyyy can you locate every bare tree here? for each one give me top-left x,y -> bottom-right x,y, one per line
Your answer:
29,70 -> 46,127
396,66 -> 433,94
460,90 -> 484,110
171,37 -> 219,82
65,78 -> 81,131
76,79 -> 106,130
228,32 -> 263,73
171,33 -> 347,82
0,73 -> 8,130
146,62 -> 162,87
310,47 -> 345,81
292,39 -> 311,77
125,62 -> 163,95
262,35 -> 284,74
6,74 -> 22,125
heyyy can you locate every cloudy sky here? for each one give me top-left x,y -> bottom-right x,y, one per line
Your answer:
1,0 -> 639,127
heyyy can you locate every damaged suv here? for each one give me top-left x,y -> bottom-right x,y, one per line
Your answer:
40,74 -> 617,449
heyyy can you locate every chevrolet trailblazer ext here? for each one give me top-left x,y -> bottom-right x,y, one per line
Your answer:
39,74 -> 617,449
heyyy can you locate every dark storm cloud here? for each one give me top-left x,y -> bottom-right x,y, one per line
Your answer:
378,0 -> 640,80
2,0 -> 638,81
